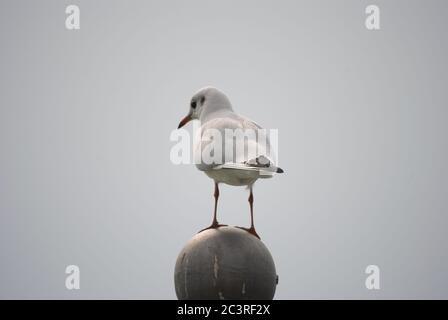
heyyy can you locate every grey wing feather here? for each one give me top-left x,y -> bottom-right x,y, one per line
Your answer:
214,155 -> 284,174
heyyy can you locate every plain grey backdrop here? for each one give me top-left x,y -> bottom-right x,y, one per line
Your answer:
0,0 -> 447,299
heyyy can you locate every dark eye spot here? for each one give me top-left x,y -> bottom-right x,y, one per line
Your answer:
191,100 -> 197,109
200,96 -> 205,105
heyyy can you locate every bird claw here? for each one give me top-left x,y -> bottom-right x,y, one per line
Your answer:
235,226 -> 261,239
198,223 -> 228,234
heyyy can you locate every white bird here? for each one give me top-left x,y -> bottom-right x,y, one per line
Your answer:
177,87 -> 284,239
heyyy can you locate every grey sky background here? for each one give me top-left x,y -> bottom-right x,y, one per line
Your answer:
0,0 -> 447,299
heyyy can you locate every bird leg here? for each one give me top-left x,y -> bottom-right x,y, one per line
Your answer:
198,182 -> 227,233
237,186 -> 260,239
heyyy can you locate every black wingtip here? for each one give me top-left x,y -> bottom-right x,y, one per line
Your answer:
276,167 -> 284,173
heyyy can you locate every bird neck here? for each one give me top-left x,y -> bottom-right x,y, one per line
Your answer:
200,107 -> 234,123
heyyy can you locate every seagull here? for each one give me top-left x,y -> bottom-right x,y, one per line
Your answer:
177,87 -> 284,239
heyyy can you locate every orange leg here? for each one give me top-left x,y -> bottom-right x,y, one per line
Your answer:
237,186 -> 260,239
198,182 -> 227,233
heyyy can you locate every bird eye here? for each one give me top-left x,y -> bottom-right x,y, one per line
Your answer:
191,100 -> 197,109
200,96 -> 205,105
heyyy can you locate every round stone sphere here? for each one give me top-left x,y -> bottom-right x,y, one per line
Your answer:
174,226 -> 277,300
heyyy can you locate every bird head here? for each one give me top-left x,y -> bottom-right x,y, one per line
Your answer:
177,87 -> 233,129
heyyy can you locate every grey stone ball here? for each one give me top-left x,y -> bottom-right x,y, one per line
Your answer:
174,226 -> 277,300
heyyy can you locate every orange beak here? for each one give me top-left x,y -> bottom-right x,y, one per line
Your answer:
177,114 -> 192,129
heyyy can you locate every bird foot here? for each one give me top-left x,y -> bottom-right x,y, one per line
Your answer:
198,222 -> 228,234
236,226 -> 261,239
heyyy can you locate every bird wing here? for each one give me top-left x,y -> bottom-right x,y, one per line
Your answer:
194,114 -> 280,173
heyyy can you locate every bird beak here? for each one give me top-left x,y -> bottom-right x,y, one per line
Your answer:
177,114 -> 192,129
